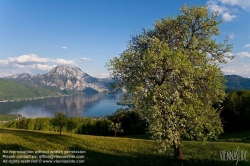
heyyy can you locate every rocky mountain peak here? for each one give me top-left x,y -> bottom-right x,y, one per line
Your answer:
49,65 -> 83,75
7,73 -> 32,79
34,65 -> 108,92
5,66 -> 110,93
47,65 -> 88,80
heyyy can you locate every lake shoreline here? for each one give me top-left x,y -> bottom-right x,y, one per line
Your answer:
0,93 -> 125,118
0,91 -> 110,103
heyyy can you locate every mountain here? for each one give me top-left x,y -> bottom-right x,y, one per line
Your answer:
6,65 -> 110,94
4,66 -> 249,102
7,73 -> 32,79
225,75 -> 250,91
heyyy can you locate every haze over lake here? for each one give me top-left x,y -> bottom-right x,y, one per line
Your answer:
0,93 -> 126,118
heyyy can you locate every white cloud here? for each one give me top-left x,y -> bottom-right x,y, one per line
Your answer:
76,57 -> 92,62
7,54 -> 48,64
222,12 -> 237,22
221,51 -> 250,77
235,51 -> 250,58
222,12 -> 237,21
222,68 -> 235,73
36,64 -> 56,71
207,0 -> 250,22
0,60 -> 9,65
219,0 -> 239,6
51,58 -> 76,65
219,0 -> 250,9
207,0 -> 228,13
229,34 -> 235,39
244,44 -> 250,48
92,73 -> 110,78
13,64 -> 26,68
222,61 -> 250,77
224,52 -> 234,62
80,57 -> 91,61
0,54 -> 92,77
207,0 -> 237,22
61,46 -> 67,49
99,73 -> 110,78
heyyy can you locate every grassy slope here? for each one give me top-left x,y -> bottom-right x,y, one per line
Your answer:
0,128 -> 250,166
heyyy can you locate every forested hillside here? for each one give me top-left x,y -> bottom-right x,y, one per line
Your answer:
225,75 -> 250,91
1,74 -> 250,101
0,78 -> 36,100
0,78 -> 59,101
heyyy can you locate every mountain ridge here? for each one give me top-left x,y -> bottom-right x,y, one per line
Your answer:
3,66 -> 250,102
6,65 -> 111,94
225,75 -> 250,91
0,77 -> 61,101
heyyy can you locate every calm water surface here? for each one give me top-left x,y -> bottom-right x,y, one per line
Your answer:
0,93 -> 126,118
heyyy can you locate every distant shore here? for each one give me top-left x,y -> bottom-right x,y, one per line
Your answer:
0,94 -> 70,103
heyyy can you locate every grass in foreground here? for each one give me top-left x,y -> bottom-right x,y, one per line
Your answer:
0,128 -> 250,166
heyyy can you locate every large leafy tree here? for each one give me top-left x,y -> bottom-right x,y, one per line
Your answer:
107,5 -> 233,160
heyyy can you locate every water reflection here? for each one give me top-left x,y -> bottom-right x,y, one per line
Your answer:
0,93 -> 126,118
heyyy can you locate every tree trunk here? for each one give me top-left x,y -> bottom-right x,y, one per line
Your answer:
114,131 -> 116,137
173,141 -> 184,160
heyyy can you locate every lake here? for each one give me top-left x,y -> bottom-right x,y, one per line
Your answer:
0,93 -> 127,118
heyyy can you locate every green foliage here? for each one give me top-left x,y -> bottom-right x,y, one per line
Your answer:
34,118 -> 43,130
8,121 -> 17,128
108,122 -> 123,137
107,108 -> 147,135
3,116 -> 115,136
51,112 -> 68,135
4,117 -> 55,131
26,118 -> 35,130
107,4 -> 233,159
77,117 -> 111,136
81,118 -> 97,134
221,90 -> 250,131
97,119 -> 113,135
40,118 -> 53,131
0,78 -> 36,100
0,78 -> 62,101
66,117 -> 78,136
225,75 -> 250,91
18,118 -> 28,129
0,114 -> 22,121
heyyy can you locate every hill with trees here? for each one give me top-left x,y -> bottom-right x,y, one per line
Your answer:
0,78 -> 60,101
225,75 -> 250,91
0,78 -> 36,101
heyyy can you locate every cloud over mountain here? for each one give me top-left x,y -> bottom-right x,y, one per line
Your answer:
0,54 -> 91,77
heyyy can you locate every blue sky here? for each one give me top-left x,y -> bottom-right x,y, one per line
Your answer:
0,0 -> 250,78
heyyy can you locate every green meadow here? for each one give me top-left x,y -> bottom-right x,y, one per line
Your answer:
0,127 -> 250,166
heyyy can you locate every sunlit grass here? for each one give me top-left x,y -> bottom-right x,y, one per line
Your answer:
0,127 -> 250,165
